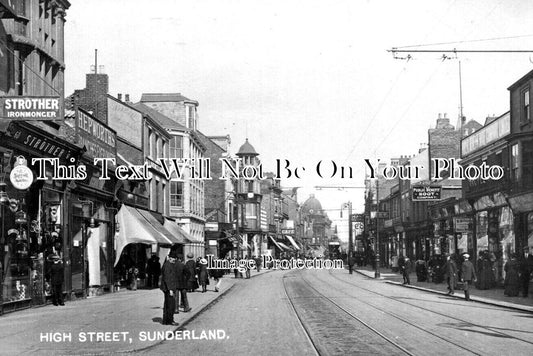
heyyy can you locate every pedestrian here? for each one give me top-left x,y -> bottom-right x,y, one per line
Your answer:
146,253 -> 161,289
504,253 -> 520,297
160,251 -> 179,325
402,257 -> 412,285
198,258 -> 209,293
444,253 -> 458,295
460,253 -> 477,301
346,252 -> 355,274
519,246 -> 533,297
185,253 -> 198,292
47,253 -> 65,306
398,255 -> 405,276
210,266 -> 224,292
254,255 -> 262,272
175,254 -> 191,313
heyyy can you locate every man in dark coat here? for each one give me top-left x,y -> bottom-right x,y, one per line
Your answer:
48,253 -> 65,306
444,253 -> 458,295
146,254 -> 161,289
347,253 -> 356,274
176,254 -> 191,312
520,247 -> 533,297
160,251 -> 179,325
460,253 -> 477,301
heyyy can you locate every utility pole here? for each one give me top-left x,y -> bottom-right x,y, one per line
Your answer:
374,179 -> 380,279
348,202 -> 353,256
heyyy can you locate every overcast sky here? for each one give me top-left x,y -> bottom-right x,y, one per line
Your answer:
64,0 -> 533,240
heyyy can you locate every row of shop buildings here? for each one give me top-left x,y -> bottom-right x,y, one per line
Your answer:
363,69 -> 533,287
0,0 -> 310,314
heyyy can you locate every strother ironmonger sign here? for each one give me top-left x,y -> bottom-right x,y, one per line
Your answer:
1,96 -> 61,120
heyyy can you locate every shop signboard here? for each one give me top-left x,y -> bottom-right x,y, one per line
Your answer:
75,108 -> 117,161
454,217 -> 473,233
412,186 -> 441,201
1,96 -> 61,120
281,228 -> 294,234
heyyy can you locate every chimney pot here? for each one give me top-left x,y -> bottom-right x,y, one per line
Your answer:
117,93 -> 122,101
125,94 -> 130,102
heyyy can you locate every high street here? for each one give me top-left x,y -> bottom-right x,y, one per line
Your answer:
2,268 -> 533,355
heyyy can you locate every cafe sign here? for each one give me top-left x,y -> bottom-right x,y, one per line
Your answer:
412,186 -> 441,201
10,156 -> 33,190
1,96 -> 61,120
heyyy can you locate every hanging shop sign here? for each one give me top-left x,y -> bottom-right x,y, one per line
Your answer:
10,156 -> 33,190
1,96 -> 61,120
412,186 -> 441,201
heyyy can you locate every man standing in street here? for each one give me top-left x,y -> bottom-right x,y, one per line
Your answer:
160,251 -> 179,325
445,253 -> 458,295
461,253 -> 477,301
348,252 -> 356,274
176,254 -> 191,313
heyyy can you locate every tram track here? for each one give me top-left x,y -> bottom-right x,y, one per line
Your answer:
321,269 -> 533,350
282,274 -> 416,355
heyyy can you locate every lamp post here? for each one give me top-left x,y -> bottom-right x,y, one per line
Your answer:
374,179 -> 380,279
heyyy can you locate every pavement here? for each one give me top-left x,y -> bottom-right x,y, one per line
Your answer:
0,268 -> 274,356
354,265 -> 533,313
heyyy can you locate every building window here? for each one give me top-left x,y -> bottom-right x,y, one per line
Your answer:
522,88 -> 530,122
523,142 -> 533,186
187,106 -> 195,129
170,136 -> 183,159
511,143 -> 519,181
170,182 -> 183,208
147,128 -> 153,158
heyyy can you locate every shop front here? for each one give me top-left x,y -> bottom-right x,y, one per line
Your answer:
1,121 -> 83,313
472,192 -> 513,288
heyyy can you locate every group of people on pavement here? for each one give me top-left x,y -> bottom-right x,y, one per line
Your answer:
159,249 -> 225,326
444,253 -> 476,301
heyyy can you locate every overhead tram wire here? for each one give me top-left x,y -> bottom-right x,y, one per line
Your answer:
372,60 -> 444,155
342,64 -> 409,165
393,34 -> 533,50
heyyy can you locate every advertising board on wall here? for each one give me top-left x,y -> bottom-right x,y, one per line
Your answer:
107,96 -> 143,149
412,185 -> 441,201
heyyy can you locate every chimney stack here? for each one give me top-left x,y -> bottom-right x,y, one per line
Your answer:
125,94 -> 130,102
117,93 -> 122,101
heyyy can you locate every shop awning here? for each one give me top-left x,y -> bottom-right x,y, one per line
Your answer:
115,205 -> 160,266
135,208 -> 179,245
285,235 -> 300,250
163,218 -> 192,244
269,235 -> 284,251
278,242 -> 293,251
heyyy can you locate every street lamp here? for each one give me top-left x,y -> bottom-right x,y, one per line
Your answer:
374,179 -> 380,279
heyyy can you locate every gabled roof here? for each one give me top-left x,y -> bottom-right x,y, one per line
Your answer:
131,102 -> 187,131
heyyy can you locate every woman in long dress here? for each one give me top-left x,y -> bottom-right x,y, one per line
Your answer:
504,253 -> 520,297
